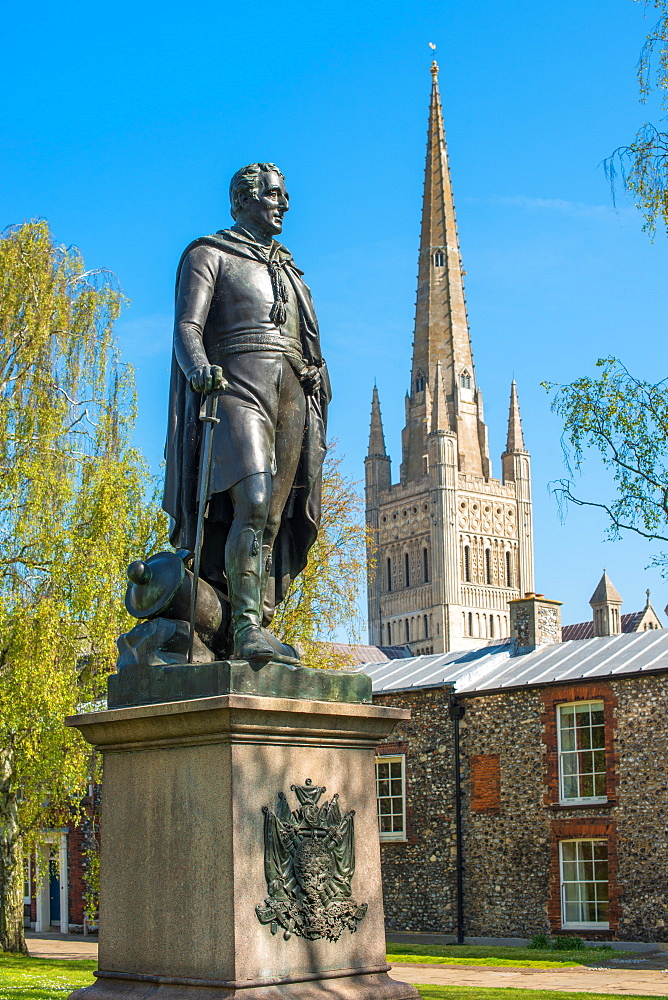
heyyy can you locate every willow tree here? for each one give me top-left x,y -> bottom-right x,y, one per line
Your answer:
0,222 -> 167,952
544,358 -> 668,570
605,1 -> 668,236
271,451 -> 368,668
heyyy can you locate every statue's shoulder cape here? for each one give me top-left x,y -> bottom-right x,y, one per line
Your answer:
176,229 -> 305,278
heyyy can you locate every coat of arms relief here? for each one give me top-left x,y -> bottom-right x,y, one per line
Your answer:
255,778 -> 368,941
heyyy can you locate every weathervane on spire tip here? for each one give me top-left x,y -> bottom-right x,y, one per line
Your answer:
429,42 -> 438,79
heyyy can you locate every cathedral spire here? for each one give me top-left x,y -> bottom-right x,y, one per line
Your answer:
505,380 -> 526,452
368,385 -> 387,457
411,60 -> 473,402
402,62 -> 487,481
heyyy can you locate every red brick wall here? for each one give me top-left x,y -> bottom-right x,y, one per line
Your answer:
470,754 -> 501,813
541,683 -> 618,807
67,820 -> 88,926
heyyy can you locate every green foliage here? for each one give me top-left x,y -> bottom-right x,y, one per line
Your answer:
271,449 -> 368,668
530,934 -> 550,949
554,936 -> 584,952
543,358 -> 668,568
605,2 -> 668,236
82,843 -> 100,924
0,222 -> 167,949
529,934 -> 585,952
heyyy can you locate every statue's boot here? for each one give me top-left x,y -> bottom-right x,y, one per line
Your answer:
229,528 -> 274,664
259,544 -> 300,662
261,544 -> 274,627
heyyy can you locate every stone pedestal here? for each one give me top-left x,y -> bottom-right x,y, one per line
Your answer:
66,693 -> 418,1000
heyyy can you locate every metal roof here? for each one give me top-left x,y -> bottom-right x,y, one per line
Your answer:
357,628 -> 668,696
326,643 -> 412,664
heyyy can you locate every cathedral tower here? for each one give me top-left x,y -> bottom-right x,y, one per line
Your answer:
365,63 -> 535,653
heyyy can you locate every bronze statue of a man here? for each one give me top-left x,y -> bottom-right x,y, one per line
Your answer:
162,163 -> 330,663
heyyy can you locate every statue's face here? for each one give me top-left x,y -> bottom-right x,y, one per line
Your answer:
240,170 -> 289,236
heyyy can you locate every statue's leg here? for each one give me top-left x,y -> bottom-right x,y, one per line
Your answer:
261,361 -> 306,624
226,472 -> 274,662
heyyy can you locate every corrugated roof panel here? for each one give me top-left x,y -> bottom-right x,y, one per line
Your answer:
355,628 -> 668,695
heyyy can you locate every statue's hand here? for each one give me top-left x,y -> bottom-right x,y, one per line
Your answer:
189,364 -> 228,395
299,365 -> 321,396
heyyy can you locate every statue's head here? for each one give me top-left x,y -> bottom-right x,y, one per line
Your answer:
229,162 -> 289,237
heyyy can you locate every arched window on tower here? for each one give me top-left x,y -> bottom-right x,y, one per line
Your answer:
463,545 -> 471,582
505,549 -> 513,587
405,620 -> 410,643
468,612 -> 473,636
387,622 -> 392,645
459,369 -> 472,390
387,557 -> 392,592
485,548 -> 492,585
423,547 -> 429,583
404,552 -> 410,588
414,371 -> 426,393
424,615 -> 429,638
489,614 -> 495,638
433,250 -> 445,267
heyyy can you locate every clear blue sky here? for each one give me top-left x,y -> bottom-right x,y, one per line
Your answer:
3,0 -> 668,635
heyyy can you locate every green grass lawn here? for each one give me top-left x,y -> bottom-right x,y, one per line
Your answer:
0,955 -> 96,1000
0,952 -> 660,1000
386,941 -> 629,968
417,987 -> 657,1000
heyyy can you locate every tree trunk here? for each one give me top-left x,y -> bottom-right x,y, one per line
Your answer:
0,750 -> 26,953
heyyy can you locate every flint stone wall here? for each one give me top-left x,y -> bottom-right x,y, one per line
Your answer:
373,671 -> 668,941
373,687 -> 457,934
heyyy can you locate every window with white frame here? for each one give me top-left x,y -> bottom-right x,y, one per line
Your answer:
560,839 -> 609,928
375,755 -> 406,841
557,701 -> 606,803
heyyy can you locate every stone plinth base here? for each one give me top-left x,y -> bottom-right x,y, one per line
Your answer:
107,659 -> 371,709
66,694 -> 417,1000
71,968 -> 414,1000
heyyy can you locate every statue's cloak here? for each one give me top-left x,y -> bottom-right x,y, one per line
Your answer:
162,229 -> 330,606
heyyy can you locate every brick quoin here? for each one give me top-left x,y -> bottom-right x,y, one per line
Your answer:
470,754 -> 501,813
547,817 -> 620,937
541,683 -> 618,807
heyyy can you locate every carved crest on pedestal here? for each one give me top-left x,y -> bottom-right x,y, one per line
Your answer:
255,778 -> 368,941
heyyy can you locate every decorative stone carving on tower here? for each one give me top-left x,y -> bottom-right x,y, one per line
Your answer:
365,63 -> 535,654
590,571 -> 623,636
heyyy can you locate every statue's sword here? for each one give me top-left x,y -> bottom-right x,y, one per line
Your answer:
187,392 -> 220,664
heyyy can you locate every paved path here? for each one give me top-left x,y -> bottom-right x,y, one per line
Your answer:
24,938 -> 668,996
390,961 -> 668,996
26,933 -> 99,961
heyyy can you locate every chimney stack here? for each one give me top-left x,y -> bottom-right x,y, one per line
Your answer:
509,593 -> 562,652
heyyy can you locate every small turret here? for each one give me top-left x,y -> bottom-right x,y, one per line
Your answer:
501,380 -> 534,595
502,380 -> 526,479
368,385 -> 387,458
365,386 -> 391,491
590,571 -> 623,636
